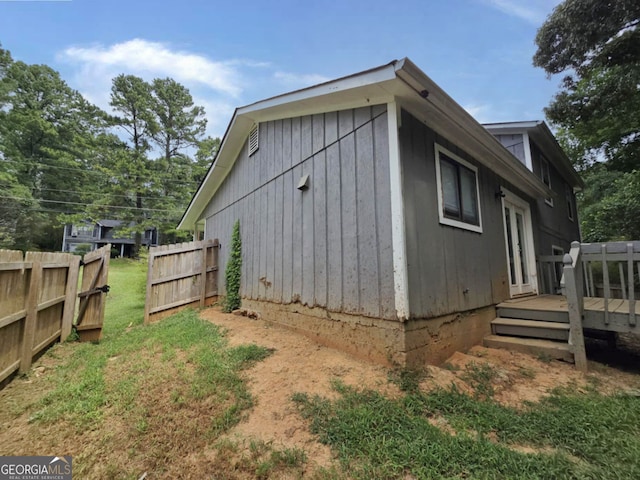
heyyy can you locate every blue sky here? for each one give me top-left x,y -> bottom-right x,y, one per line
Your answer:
0,0 -> 562,138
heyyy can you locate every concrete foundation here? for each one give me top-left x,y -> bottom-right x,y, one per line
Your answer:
241,300 -> 405,366
240,299 -> 495,367
404,306 -> 496,366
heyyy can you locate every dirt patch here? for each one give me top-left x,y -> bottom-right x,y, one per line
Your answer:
200,307 -> 640,468
200,307 -> 401,470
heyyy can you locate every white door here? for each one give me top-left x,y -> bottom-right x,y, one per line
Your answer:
502,193 -> 537,296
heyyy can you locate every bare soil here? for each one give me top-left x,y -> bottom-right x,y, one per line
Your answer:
200,307 -> 640,470
1,306 -> 640,478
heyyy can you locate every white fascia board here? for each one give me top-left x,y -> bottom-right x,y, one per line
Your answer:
238,62 -> 398,118
393,60 -> 551,198
178,112 -> 253,230
483,121 -> 542,132
387,100 -> 410,321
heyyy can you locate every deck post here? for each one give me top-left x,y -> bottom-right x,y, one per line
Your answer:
628,243 -> 636,327
602,244 -> 610,325
564,242 -> 587,372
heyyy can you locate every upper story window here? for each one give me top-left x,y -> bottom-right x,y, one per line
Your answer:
565,184 -> 574,221
540,156 -> 554,206
435,144 -> 482,233
248,124 -> 259,156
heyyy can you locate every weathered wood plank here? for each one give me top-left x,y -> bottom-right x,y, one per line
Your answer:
326,142 -> 342,312
19,259 -> 42,373
313,150 -> 327,307
340,131 -> 359,313
356,120 -> 379,316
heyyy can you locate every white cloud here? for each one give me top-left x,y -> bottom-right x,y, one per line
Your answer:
57,39 -> 334,138
463,103 -> 497,123
273,71 -> 331,88
481,0 -> 561,25
61,39 -> 242,96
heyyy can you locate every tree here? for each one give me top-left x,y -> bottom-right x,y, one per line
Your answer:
534,0 -> 640,241
148,78 -> 207,244
108,74 -> 157,255
534,0 -> 640,170
0,54 -> 107,250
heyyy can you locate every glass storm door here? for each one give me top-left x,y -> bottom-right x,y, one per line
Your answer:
503,199 -> 535,296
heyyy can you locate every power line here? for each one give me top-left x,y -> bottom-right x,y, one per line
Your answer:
33,187 -> 185,202
0,195 -> 184,213
0,158 -> 204,186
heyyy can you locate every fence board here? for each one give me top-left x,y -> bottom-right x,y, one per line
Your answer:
0,249 -> 80,384
144,239 -> 219,323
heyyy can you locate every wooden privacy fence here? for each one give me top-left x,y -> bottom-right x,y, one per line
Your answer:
0,250 -> 79,382
0,244 -> 111,384
144,239 -> 219,323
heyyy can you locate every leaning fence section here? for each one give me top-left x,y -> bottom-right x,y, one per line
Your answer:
0,249 -> 80,383
144,239 -> 219,323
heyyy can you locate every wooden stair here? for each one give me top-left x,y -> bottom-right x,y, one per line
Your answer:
483,301 -> 574,363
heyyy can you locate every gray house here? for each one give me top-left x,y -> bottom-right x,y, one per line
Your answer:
62,220 -> 158,257
179,58 -> 582,366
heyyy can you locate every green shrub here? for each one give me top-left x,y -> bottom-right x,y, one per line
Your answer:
223,220 -> 242,312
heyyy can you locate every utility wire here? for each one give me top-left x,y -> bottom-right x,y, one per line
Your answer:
0,195 -> 184,213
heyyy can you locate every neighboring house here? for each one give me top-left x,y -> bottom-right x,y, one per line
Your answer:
178,58 -> 583,366
62,220 -> 158,257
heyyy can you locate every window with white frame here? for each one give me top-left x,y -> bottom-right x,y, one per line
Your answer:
435,144 -> 482,233
540,156 -> 553,206
565,184 -> 574,221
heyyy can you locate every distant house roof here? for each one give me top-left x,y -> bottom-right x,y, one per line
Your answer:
97,219 -> 122,228
179,57 -> 555,231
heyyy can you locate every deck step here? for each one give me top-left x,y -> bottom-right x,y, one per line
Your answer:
483,335 -> 573,363
496,306 -> 569,323
491,318 -> 570,341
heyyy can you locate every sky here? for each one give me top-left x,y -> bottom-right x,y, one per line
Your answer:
0,0 -> 563,139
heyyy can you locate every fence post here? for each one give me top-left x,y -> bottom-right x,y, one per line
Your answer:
563,241 -> 587,372
144,247 -> 156,324
60,255 -> 81,341
212,238 -> 219,298
19,260 -> 42,374
200,240 -> 207,308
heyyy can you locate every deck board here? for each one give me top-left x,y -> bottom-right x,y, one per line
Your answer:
498,295 -> 640,333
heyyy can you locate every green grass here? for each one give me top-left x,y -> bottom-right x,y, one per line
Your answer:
26,258 -> 291,476
293,381 -> 640,479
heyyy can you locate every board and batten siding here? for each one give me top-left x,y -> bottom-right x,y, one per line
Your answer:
493,134 -> 526,166
202,105 -> 397,320
399,110 -> 510,319
529,141 -> 581,253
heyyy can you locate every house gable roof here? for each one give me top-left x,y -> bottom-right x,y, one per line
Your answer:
179,58 -> 558,231
483,120 -> 584,190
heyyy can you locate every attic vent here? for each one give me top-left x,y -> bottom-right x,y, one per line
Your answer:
249,124 -> 259,156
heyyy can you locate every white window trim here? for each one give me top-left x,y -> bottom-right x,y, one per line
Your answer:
541,156 -> 554,207
434,143 -> 483,234
565,184 -> 575,222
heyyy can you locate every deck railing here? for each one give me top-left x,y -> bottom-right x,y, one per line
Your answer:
561,241 -> 640,372
561,242 -> 588,371
538,254 -> 565,294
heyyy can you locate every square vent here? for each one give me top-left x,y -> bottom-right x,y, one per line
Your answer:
249,124 -> 259,156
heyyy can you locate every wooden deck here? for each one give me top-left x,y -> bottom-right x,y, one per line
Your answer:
498,294 -> 640,333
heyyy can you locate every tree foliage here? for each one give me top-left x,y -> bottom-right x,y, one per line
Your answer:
534,0 -> 640,241
0,44 -> 219,251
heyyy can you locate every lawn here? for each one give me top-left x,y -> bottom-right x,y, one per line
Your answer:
0,258 -> 305,479
1,258 -> 639,479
